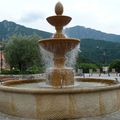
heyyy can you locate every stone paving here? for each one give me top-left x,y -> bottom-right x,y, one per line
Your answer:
0,110 -> 120,120
0,73 -> 120,120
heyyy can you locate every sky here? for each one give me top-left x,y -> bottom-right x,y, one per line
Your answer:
0,0 -> 120,35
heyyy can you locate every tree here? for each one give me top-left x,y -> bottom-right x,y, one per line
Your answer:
4,35 -> 43,72
109,59 -> 120,73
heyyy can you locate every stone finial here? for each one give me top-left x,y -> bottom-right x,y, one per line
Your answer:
55,2 -> 63,15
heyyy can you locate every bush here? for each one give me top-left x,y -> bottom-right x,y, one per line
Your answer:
109,59 -> 120,72
78,63 -> 99,73
1,66 -> 44,75
26,66 -> 44,74
1,68 -> 20,74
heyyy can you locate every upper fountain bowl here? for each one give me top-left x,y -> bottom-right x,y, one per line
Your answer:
47,2 -> 71,27
47,15 -> 71,27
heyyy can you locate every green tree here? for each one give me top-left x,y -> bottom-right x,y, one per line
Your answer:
109,59 -> 120,72
4,35 -> 43,72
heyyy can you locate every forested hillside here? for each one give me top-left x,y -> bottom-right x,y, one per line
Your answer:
80,39 -> 120,64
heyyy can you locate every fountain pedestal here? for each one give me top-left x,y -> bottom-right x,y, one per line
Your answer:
46,67 -> 74,87
39,2 -> 80,88
46,56 -> 74,87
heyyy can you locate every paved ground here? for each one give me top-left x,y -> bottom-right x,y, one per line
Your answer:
0,73 -> 120,120
80,73 -> 120,80
0,110 -> 120,120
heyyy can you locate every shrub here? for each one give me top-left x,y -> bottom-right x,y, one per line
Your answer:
109,59 -> 120,72
78,63 -> 99,73
1,68 -> 20,74
26,66 -> 44,74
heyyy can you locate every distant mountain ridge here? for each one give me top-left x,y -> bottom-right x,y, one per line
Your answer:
64,26 -> 120,42
0,20 -> 120,64
0,20 -> 52,40
0,20 -> 120,43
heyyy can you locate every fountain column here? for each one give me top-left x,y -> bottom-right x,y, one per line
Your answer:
39,2 -> 80,88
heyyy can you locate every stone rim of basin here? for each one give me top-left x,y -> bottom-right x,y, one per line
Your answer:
0,78 -> 119,94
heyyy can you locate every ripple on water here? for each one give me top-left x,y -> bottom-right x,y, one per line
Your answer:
10,81 -> 108,89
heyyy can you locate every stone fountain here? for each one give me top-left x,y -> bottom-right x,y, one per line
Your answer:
39,2 -> 79,87
0,2 -> 120,120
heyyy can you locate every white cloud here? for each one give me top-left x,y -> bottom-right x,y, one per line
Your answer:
0,0 -> 120,34
19,11 -> 44,23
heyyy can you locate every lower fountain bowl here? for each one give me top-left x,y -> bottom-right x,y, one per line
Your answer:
0,78 -> 120,120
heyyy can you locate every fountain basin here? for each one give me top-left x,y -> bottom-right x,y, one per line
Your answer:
0,78 -> 120,120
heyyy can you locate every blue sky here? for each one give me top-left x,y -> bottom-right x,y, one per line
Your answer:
0,0 -> 120,34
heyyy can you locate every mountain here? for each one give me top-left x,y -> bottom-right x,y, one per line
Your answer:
0,20 -> 120,64
0,20 -> 52,40
1,20 -> 120,43
64,26 -> 120,43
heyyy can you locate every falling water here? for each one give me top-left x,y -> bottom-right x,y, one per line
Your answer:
40,43 -> 80,69
40,42 -> 80,69
65,44 -> 80,68
39,46 -> 53,68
